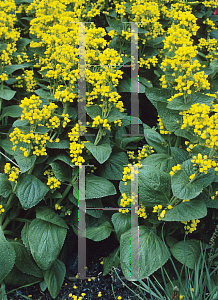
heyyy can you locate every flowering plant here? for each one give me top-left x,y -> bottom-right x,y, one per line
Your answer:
1,0 -> 218,299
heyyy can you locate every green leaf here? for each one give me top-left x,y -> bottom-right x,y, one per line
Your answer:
50,161 -> 72,182
117,78 -> 147,93
35,206 -> 69,229
16,174 -> 49,209
171,159 -> 215,200
167,92 -> 214,110
86,105 -> 102,119
170,147 -> 190,165
13,119 -> 29,127
120,226 -> 170,280
144,88 -> 171,109
81,221 -> 113,241
103,247 -> 120,276
14,155 -> 36,173
107,108 -> 127,122
44,259 -> 66,299
0,174 -> 12,198
163,197 -> 207,221
106,16 -> 123,34
10,241 -> 43,278
171,239 -> 201,269
144,128 -> 168,154
4,265 -> 41,286
157,102 -> 182,132
0,43 -> 7,51
108,8 -> 117,17
1,105 -> 22,118
3,64 -> 30,75
138,166 -> 171,207
68,194 -> 103,218
139,77 -> 153,88
28,218 -> 67,270
21,223 -> 31,252
115,136 -> 142,150
47,140 -> 70,149
0,226 -> 16,282
84,139 -> 112,164
48,153 -> 74,167
210,30 -> 218,41
34,88 -> 54,100
98,152 -> 129,180
174,128 -> 199,144
142,153 -> 176,173
0,89 -> 16,101
16,38 -> 31,52
73,174 -> 116,200
111,213 -> 131,241
117,79 -> 131,93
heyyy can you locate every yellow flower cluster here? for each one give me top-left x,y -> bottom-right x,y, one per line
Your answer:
113,119 -> 122,127
4,163 -> 19,183
135,203 -> 147,219
9,128 -> 50,156
54,86 -> 77,103
44,169 -> 61,189
122,164 -> 140,186
68,121 -> 88,166
0,205 -> 5,214
120,193 -> 134,208
24,70 -> 37,92
170,164 -> 181,176
127,151 -> 135,161
202,0 -> 218,8
0,0 -> 20,66
191,154 -> 218,175
137,145 -> 155,164
211,190 -> 218,200
158,116 -> 172,135
180,103 -> 218,149
198,38 -> 218,62
130,0 -> 164,42
55,203 -> 63,210
19,95 -> 58,126
47,177 -> 61,189
181,219 -> 200,235
161,3 -> 199,35
159,4 -> 211,96
92,116 -> 111,131
203,18 -> 216,31
184,141 -> 197,152
139,56 -> 158,69
152,204 -> 173,221
0,73 -> 8,82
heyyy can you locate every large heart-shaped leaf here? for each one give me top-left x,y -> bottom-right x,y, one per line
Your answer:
16,174 -> 49,209
44,259 -> 66,299
0,227 -> 16,282
120,226 -> 170,280
28,218 -> 67,270
73,174 -> 116,199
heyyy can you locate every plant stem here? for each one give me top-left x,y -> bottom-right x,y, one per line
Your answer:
28,162 -> 35,175
175,136 -> 181,148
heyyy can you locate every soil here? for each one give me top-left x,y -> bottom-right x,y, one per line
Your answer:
6,234 -> 166,300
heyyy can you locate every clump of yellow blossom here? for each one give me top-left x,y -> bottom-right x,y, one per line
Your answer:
181,219 -> 200,235
170,164 -> 181,176
44,169 -> 61,190
4,163 -> 19,183
191,153 -> 218,175
0,205 -> 5,214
